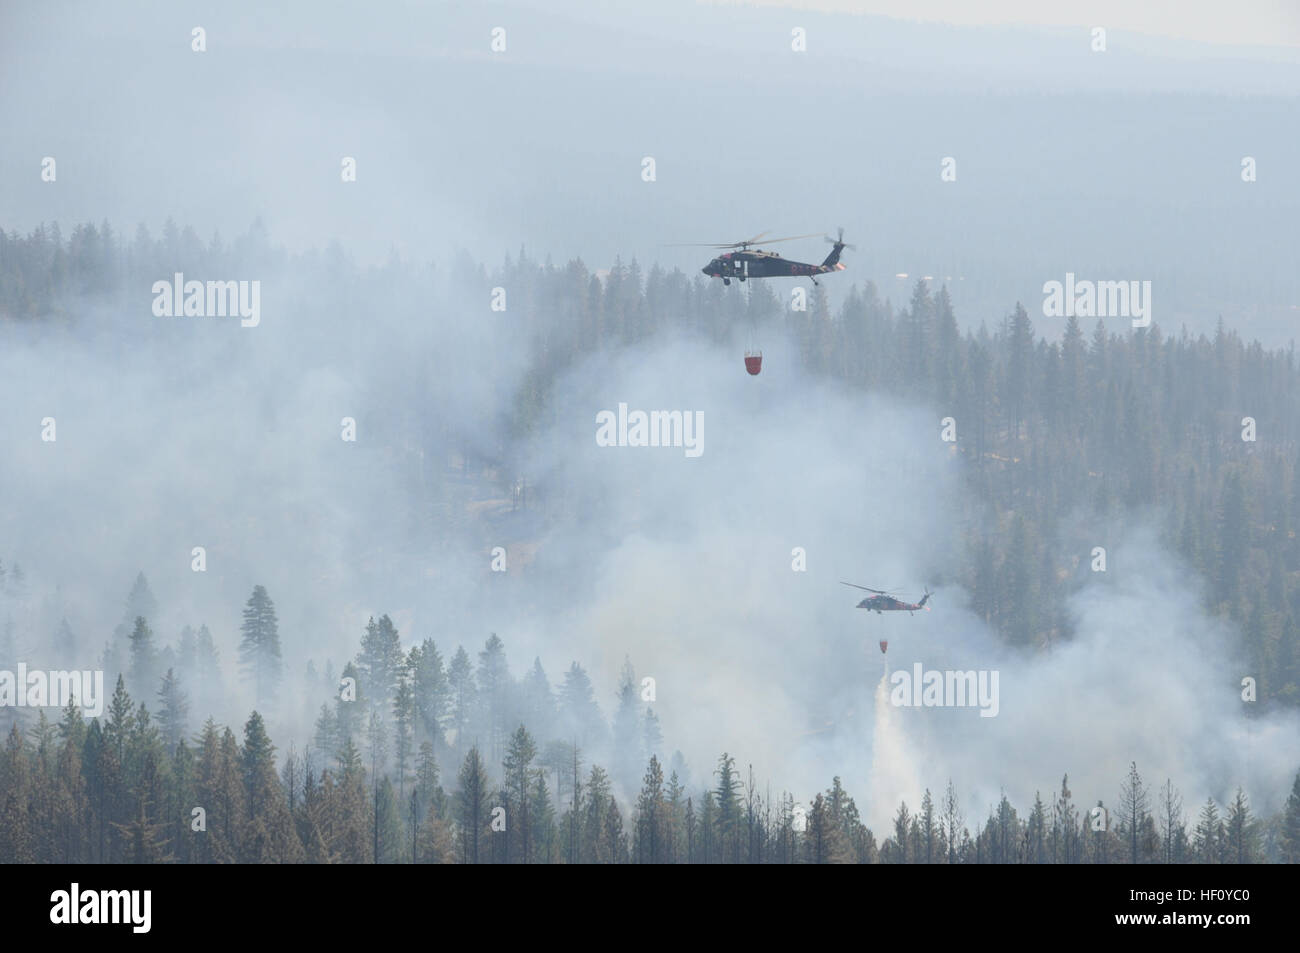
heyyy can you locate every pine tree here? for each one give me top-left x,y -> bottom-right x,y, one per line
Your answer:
127,617 -> 159,701
456,746 -> 491,864
53,699 -> 89,862
635,754 -> 666,863
642,708 -> 663,765
1026,792 -> 1047,863
1159,779 -> 1186,863
357,614 -> 403,715
994,793 -> 1019,864
685,795 -> 697,864
193,624 -> 221,712
1003,515 -> 1040,647
1280,770 -> 1300,863
416,791 -> 456,863
238,712 -> 302,862
564,743 -> 584,864
194,720 -> 243,863
899,279 -> 933,393
155,668 -> 189,754
823,776 -> 856,864
1224,787 -> 1259,863
114,572 -> 157,644
1088,800 -> 1115,864
891,801 -> 911,863
1216,472 -> 1250,609
392,671 -> 415,804
413,740 -> 446,824
0,725 -> 34,862
82,720 -> 111,861
446,647 -> 475,762
502,724 -> 537,863
603,796 -> 628,863
932,284 -> 963,406
918,788 -> 937,863
942,779 -> 964,864
521,657 -> 555,742
583,765 -> 613,863
410,639 -> 448,749
475,634 -> 512,764
1061,313 -> 1086,435
372,776 -> 402,863
1004,301 -> 1035,438
312,703 -> 339,765
611,657 -> 641,788
530,770 -> 557,864
665,769 -> 684,864
112,792 -> 170,864
238,586 -> 282,704
803,792 -> 830,864
330,739 -> 373,863
558,662 -> 603,752
168,739 -> 196,863
1119,761 -> 1150,865
713,752 -> 742,864
103,675 -> 135,767
1053,774 -> 1079,864
296,760 -> 334,863
1193,797 -> 1220,863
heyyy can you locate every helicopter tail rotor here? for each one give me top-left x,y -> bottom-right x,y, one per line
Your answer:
824,227 -> 857,251
822,228 -> 854,269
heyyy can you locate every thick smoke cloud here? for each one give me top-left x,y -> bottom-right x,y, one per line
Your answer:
518,327 -> 1300,824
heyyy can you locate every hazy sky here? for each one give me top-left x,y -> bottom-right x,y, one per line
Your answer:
731,0 -> 1300,48
4,0 -> 1295,347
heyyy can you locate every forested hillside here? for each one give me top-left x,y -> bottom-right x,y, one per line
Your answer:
2,219 -> 1299,862
3,597 -> 1299,863
5,220 -> 1297,704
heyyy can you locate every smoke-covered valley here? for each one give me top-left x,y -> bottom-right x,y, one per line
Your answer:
2,0 -> 1299,865
1,242 -> 1297,838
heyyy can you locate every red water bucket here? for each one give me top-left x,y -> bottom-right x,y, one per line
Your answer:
744,351 -> 762,375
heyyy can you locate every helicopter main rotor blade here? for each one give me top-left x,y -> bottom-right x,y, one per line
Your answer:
664,240 -> 764,249
666,231 -> 818,249
840,581 -> 893,594
755,232 -> 822,244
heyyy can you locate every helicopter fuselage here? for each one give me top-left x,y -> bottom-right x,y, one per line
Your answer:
703,249 -> 845,282
856,594 -> 926,613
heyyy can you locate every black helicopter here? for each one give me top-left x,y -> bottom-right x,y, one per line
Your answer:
841,582 -> 932,615
686,229 -> 854,286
